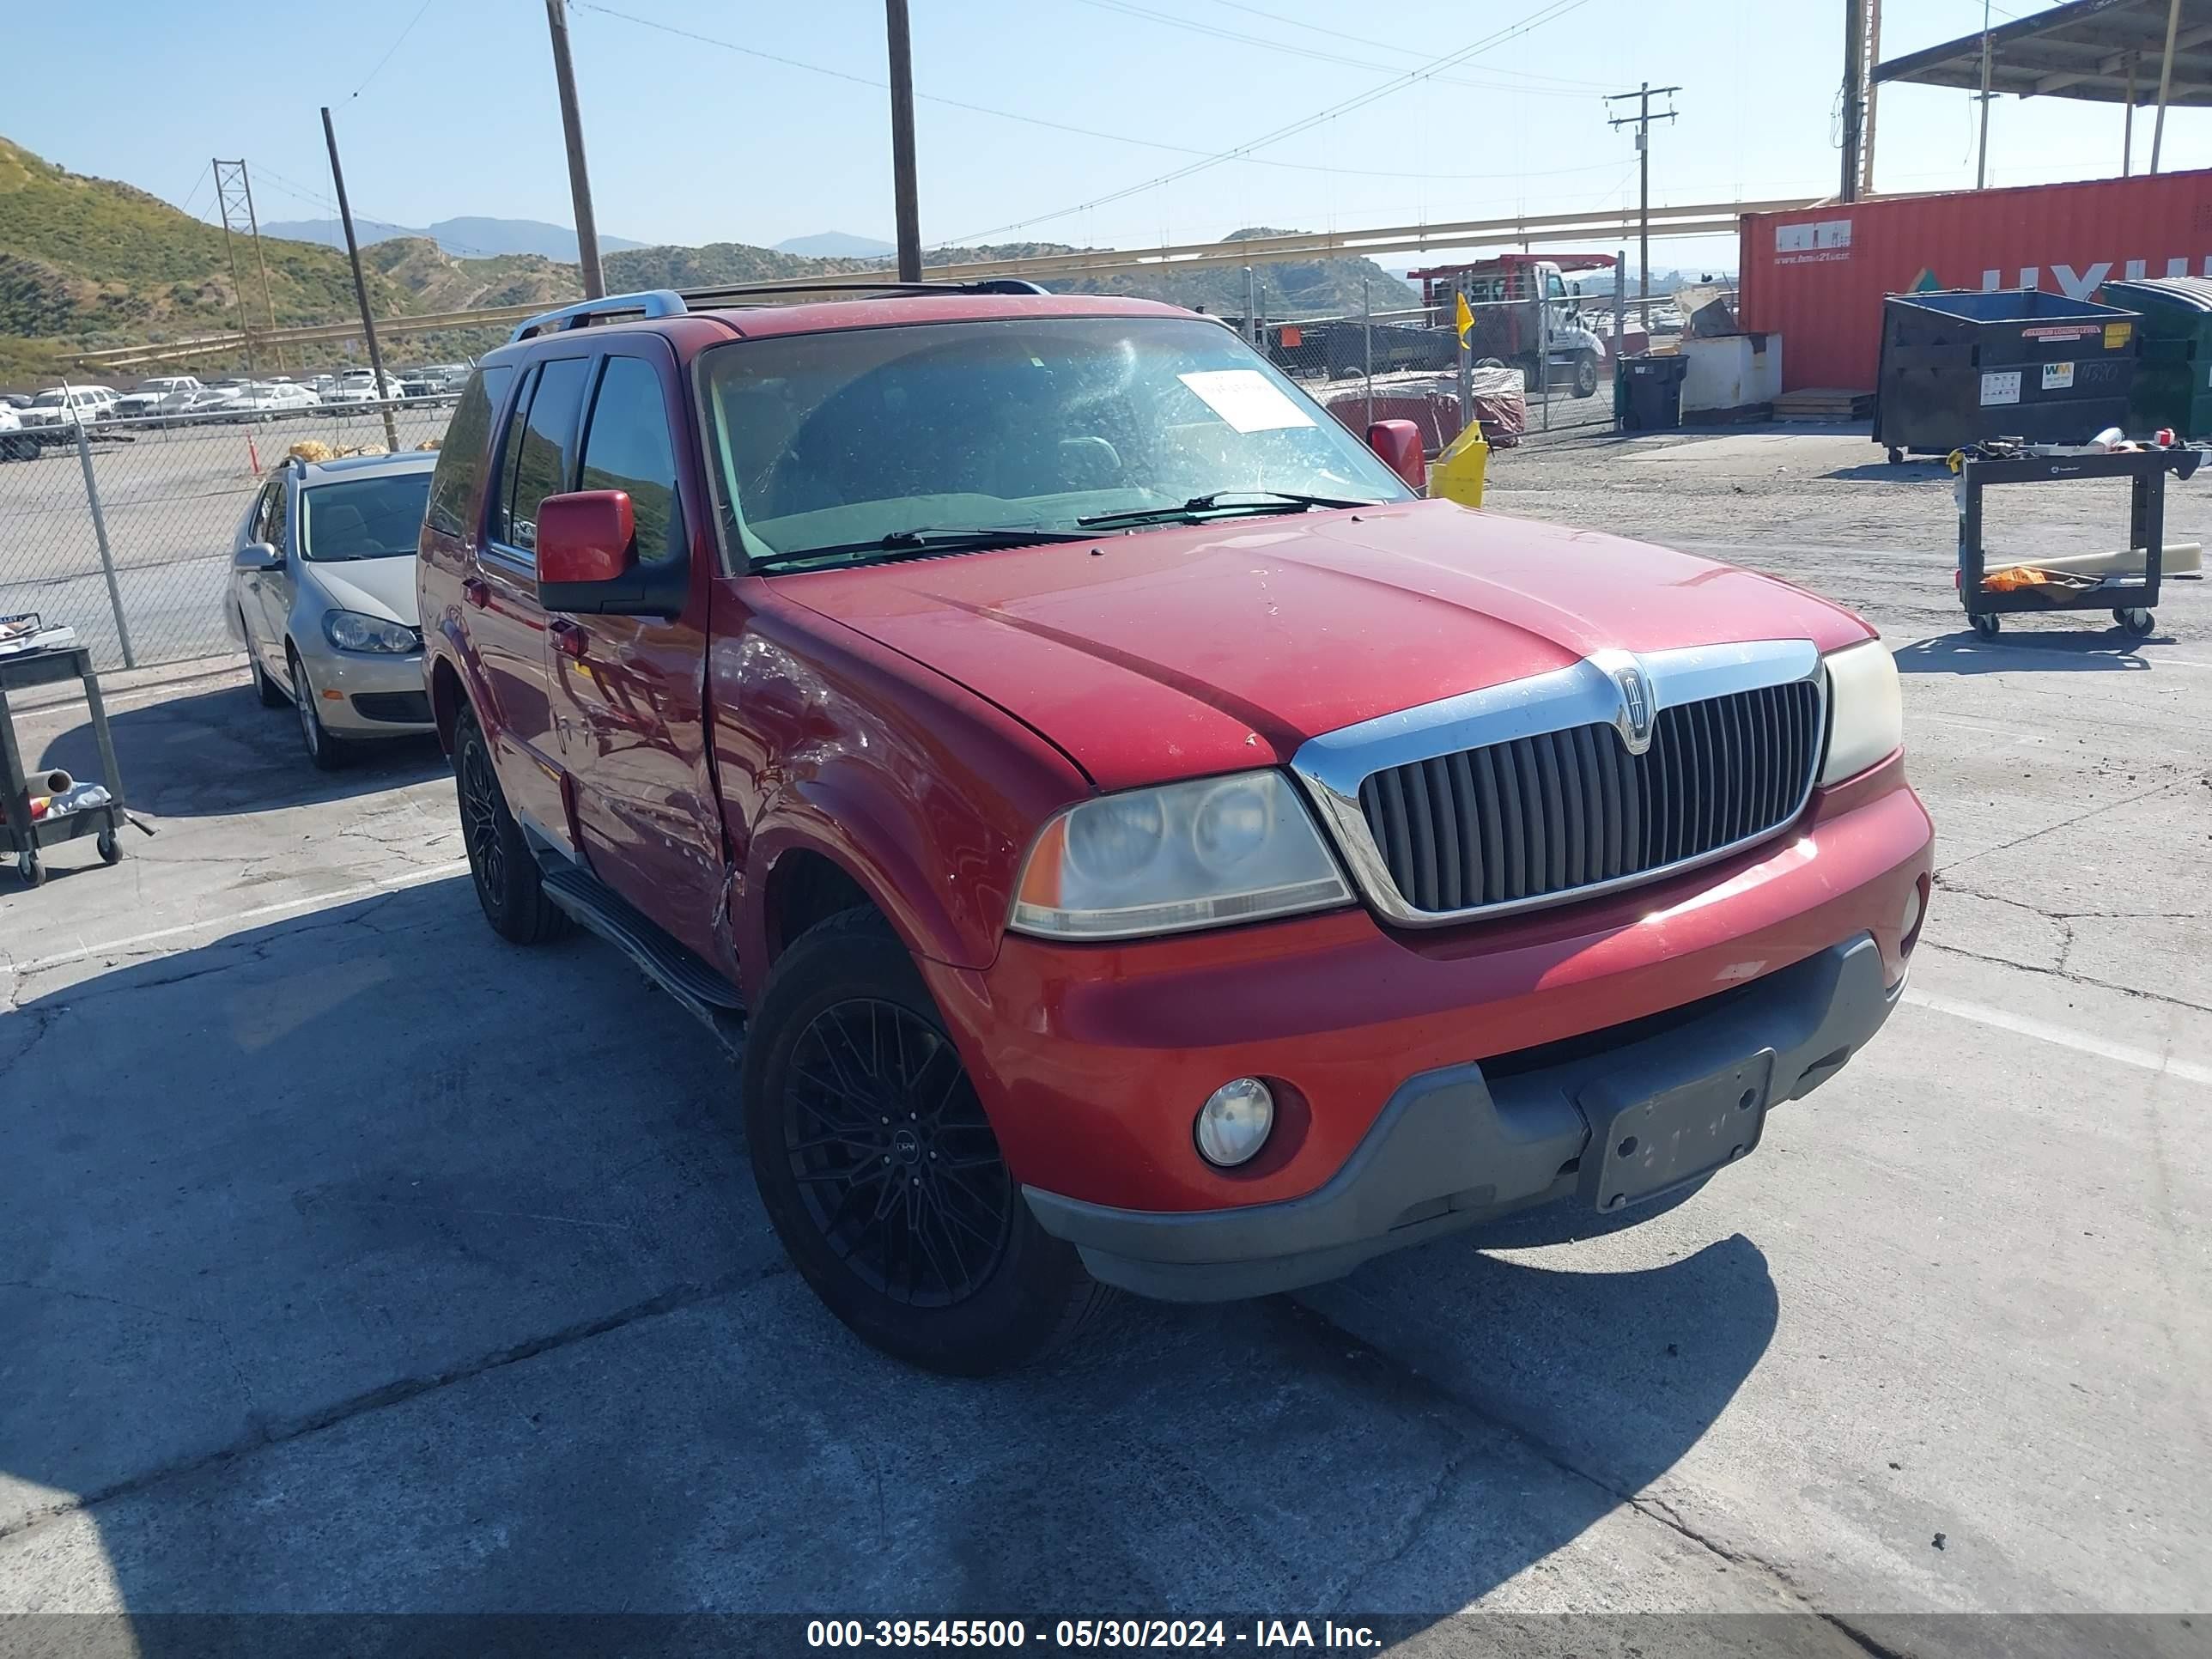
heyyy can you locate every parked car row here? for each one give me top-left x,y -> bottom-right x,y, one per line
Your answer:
218,283 -> 1932,1379
0,365 -> 477,459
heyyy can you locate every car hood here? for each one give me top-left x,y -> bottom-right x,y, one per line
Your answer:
776,499 -> 1871,791
303,555 -> 420,629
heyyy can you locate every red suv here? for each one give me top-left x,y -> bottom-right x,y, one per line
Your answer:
419,283 -> 1932,1375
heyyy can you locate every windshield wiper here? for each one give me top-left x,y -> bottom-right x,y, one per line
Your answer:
1076,489 -> 1377,529
750,526 -> 1092,571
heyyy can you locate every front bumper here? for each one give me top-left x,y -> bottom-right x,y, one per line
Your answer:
1026,933 -> 1899,1300
921,757 -> 1931,1295
290,646 -> 434,736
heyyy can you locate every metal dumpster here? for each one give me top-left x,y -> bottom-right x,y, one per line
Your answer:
1615,353 -> 1687,432
2102,276 -> 2212,441
1874,289 -> 2140,461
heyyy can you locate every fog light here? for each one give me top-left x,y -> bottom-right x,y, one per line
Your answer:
1900,880 -> 1926,955
1195,1077 -> 1274,1167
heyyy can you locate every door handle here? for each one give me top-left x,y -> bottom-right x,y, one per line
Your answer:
550,618 -> 588,659
462,577 -> 490,609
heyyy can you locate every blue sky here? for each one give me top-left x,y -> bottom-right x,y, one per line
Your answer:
4,0 -> 2203,270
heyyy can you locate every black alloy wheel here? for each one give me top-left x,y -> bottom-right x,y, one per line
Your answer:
452,708 -> 571,945
743,907 -> 1112,1374
459,730 -> 509,902
782,998 -> 1015,1307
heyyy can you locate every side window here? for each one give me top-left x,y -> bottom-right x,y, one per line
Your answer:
491,365 -> 538,549
247,481 -> 279,547
505,357 -> 589,556
425,363 -> 516,537
268,478 -> 291,555
579,356 -> 684,566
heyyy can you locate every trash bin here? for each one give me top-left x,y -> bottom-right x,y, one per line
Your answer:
2102,276 -> 2212,441
1874,288 -> 2140,460
1615,354 -> 1687,431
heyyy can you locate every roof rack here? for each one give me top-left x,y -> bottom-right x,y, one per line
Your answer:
508,290 -> 687,343
678,278 -> 1052,303
507,277 -> 1050,342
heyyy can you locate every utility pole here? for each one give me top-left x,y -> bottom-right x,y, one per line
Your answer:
884,0 -> 922,283
2150,0 -> 2181,174
1840,0 -> 1864,204
320,107 -> 399,453
2124,53 -> 2137,176
1606,83 -> 1680,335
1975,0 -> 1994,190
1859,0 -> 1882,198
544,0 -> 605,297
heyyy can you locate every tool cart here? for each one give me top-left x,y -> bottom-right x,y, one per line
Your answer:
0,624 -> 130,886
1955,442 -> 2203,639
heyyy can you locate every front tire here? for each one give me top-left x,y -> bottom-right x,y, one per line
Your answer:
287,647 -> 348,770
743,908 -> 1111,1376
453,707 -> 572,945
1573,351 -> 1601,398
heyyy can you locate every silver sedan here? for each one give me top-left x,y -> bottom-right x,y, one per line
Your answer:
222,450 -> 439,769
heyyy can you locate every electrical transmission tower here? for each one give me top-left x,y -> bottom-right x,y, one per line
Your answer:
212,159 -> 282,374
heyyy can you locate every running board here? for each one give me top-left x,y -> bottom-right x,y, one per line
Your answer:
537,859 -> 746,1054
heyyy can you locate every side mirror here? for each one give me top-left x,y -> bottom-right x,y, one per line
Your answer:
233,540 -> 282,570
535,489 -> 688,618
538,490 -> 635,586
1367,420 -> 1427,495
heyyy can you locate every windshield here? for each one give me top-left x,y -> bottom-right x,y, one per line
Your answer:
30,392 -> 64,408
699,315 -> 1412,568
300,472 -> 433,562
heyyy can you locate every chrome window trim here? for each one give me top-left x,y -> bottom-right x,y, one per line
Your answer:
1289,639 -> 1827,928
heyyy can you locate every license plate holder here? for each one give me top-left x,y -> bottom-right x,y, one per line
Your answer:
1576,1050 -> 1774,1213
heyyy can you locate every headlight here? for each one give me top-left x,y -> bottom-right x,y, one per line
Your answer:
323,610 -> 421,654
1012,771 -> 1352,940
1820,637 -> 1903,786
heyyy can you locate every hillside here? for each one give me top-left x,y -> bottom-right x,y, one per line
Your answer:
0,137 -> 416,382
0,135 -> 1414,386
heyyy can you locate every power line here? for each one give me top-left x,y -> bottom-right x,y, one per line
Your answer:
1066,0 -> 1605,98
949,0 -> 1602,242
1195,0 -> 1612,88
351,0 -> 437,100
567,0 -> 1607,186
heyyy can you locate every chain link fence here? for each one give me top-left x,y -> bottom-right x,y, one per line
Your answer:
0,397 -> 458,672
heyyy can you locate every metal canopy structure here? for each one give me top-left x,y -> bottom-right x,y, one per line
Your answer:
1874,0 -> 2209,106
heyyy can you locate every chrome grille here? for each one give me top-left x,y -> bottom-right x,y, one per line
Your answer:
1356,678 -> 1825,915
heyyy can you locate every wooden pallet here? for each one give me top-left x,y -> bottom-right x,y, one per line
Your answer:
1773,387 -> 1875,422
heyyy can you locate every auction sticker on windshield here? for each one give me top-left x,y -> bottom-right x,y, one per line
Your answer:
1176,368 -> 1316,434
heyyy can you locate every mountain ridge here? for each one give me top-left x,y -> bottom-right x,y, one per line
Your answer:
0,137 -> 1418,385
258,215 -> 647,261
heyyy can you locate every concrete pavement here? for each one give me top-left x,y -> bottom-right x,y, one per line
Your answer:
1,430 -> 2206,1644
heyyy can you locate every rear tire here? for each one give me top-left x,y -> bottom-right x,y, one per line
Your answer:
1971,612 -> 2002,639
743,908 -> 1113,1376
453,707 -> 574,945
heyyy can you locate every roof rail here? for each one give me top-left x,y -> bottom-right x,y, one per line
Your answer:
509,289 -> 688,343
676,277 -> 1051,306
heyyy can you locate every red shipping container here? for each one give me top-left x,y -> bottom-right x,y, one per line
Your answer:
1739,171 -> 2212,392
